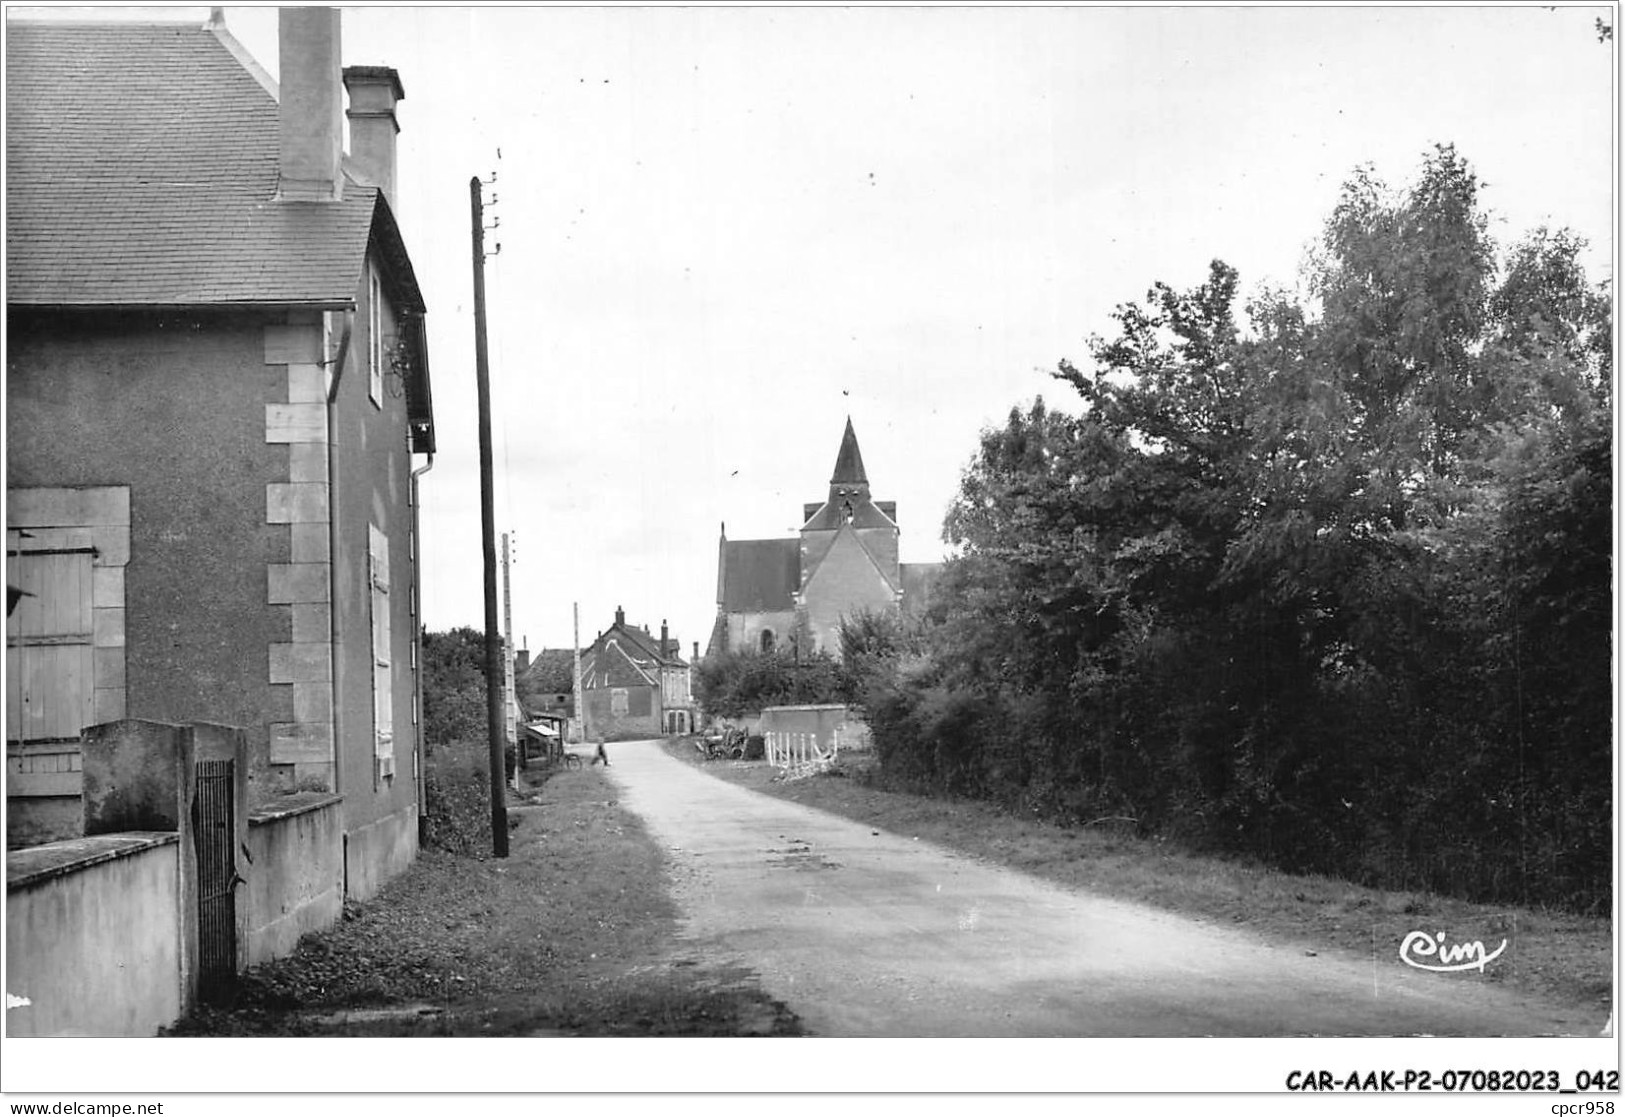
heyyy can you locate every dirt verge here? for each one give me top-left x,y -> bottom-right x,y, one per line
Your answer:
165,763 -> 802,1037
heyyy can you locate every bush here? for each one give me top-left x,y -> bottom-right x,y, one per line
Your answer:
694,649 -> 848,719
422,740 -> 494,856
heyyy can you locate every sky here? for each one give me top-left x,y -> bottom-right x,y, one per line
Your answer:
13,4 -> 1617,659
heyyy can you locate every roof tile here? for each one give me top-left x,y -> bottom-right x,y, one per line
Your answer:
6,22 -> 390,308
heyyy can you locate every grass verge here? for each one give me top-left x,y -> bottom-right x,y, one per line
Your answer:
165,762 -> 801,1036
663,739 -> 1611,1014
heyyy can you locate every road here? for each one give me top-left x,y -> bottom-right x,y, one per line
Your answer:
604,739 -> 1599,1037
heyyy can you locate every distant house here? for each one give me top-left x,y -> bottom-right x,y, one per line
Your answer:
707,418 -> 941,658
580,609 -> 695,739
5,11 -> 434,900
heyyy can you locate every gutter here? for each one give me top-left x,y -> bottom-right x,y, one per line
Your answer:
409,453 -> 435,829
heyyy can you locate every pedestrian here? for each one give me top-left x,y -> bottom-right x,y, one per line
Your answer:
592,741 -> 611,767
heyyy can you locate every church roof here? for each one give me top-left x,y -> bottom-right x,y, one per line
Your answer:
801,497 -> 896,533
830,417 -> 868,485
719,538 -> 800,612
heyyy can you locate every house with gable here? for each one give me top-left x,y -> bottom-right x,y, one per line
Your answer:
6,9 -> 434,901
707,418 -> 942,659
580,608 -> 695,740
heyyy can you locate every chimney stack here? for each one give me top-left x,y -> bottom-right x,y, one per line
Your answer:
614,605 -> 625,628
661,620 -> 669,656
343,65 -> 406,213
277,7 -> 344,202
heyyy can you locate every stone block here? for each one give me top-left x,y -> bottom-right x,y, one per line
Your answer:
270,722 -> 333,765
266,484 -> 329,524
269,643 -> 332,684
267,564 -> 330,605
265,404 -> 328,444
288,443 -> 328,484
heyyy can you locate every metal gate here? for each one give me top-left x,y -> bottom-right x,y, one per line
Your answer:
192,759 -> 238,1003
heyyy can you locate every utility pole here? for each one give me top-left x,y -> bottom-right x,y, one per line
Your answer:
470,172 -> 507,857
502,531 -> 519,787
573,602 -> 585,744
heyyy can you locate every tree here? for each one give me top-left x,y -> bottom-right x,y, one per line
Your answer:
516,648 -> 574,713
421,627 -> 489,746
872,147 -> 1611,909
693,649 -> 847,720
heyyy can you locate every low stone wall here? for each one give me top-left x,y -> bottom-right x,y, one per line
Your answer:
244,793 -> 344,967
344,802 -> 419,903
5,833 -> 181,1037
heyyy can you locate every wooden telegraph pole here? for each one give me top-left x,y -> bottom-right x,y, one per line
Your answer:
573,602 -> 585,744
470,173 -> 508,857
502,531 -> 519,787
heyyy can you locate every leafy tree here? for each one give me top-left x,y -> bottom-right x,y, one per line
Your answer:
693,649 -> 847,720
516,648 -> 575,713
866,146 -> 1611,910
421,627 -> 490,746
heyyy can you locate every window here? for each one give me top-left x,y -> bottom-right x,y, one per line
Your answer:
368,265 -> 384,407
369,524 -> 393,776
759,629 -> 775,653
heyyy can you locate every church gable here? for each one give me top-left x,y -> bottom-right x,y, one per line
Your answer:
712,417 -> 930,658
803,526 -> 898,612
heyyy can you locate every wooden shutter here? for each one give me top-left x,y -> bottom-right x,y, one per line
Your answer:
6,549 -> 95,744
369,525 -> 394,775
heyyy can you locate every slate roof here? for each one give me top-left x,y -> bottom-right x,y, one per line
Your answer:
580,615 -> 688,690
719,538 -> 800,612
801,495 -> 897,532
6,21 -> 423,312
583,639 -> 657,689
830,417 -> 868,484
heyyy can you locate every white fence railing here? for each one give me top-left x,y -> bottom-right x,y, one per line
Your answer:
764,726 -> 839,779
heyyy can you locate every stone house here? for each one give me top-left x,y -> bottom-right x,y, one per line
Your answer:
707,418 -> 941,659
5,10 -> 434,901
580,608 -> 695,739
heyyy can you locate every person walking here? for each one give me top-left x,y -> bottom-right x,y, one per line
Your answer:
592,741 -> 611,767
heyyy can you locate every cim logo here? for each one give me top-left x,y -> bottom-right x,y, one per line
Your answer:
1399,930 -> 1507,973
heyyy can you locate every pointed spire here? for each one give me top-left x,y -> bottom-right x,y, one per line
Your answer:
830,416 -> 868,485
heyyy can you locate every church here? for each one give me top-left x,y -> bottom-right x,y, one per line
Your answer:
706,419 -> 941,659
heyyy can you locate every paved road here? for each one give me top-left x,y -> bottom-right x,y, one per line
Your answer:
604,739 -> 1599,1037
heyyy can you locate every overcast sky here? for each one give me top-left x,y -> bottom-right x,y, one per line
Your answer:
19,4 -> 1617,658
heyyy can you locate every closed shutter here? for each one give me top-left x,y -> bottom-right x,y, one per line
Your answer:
369,525 -> 394,776
6,549 -> 94,744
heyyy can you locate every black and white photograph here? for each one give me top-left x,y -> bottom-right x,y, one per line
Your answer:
2,1 -> 1617,1109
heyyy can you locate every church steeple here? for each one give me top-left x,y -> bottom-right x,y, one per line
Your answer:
830,416 -> 868,487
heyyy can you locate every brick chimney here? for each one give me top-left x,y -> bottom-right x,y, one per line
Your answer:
660,620 -> 669,656
277,7 -> 344,202
614,605 -> 625,628
343,65 -> 405,212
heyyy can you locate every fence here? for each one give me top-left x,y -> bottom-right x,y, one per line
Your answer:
760,704 -> 867,778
